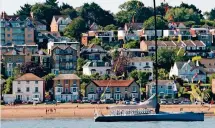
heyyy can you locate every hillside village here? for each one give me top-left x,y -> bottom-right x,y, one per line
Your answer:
1,0 -> 215,104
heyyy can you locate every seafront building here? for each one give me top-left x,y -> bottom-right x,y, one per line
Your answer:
53,74 -> 81,102
85,80 -> 140,101
3,73 -> 45,103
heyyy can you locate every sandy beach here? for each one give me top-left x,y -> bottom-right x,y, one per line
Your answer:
1,104 -> 215,119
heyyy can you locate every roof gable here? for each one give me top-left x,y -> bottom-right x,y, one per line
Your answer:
92,80 -> 135,87
16,73 -> 43,81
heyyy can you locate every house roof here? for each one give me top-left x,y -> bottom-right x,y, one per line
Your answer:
199,58 -> 215,68
3,49 -> 25,56
149,80 -> 173,85
53,74 -> 80,80
51,45 -> 77,51
143,41 -> 166,46
125,23 -> 143,30
16,73 -> 43,81
182,40 -> 195,46
83,61 -> 110,67
130,57 -> 152,62
175,62 -> 185,69
193,40 -> 205,47
53,15 -> 68,21
92,80 -> 135,87
163,41 -> 176,46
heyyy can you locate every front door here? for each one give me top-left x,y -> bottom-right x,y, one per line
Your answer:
17,95 -> 22,100
115,94 -> 121,100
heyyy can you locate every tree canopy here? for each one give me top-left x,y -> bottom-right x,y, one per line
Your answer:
20,61 -> 48,77
124,40 -> 139,48
115,0 -> 153,26
89,38 -> 102,45
80,2 -> 115,27
208,8 -> 215,20
165,7 -> 201,24
64,17 -> 88,41
16,4 -> 32,19
143,15 -> 167,29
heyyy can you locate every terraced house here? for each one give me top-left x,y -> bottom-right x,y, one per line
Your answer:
85,80 -> 140,101
51,45 -> 78,75
53,74 -> 80,102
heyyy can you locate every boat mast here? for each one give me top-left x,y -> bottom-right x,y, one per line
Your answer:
153,0 -> 158,104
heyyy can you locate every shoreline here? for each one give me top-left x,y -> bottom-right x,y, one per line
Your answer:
1,104 -> 215,119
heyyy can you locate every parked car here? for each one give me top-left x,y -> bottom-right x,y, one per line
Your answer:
131,101 -> 137,105
160,99 -> 167,104
91,100 -> 98,104
82,97 -> 90,103
125,100 -> 130,105
180,100 -> 192,104
173,99 -> 180,104
32,98 -> 41,104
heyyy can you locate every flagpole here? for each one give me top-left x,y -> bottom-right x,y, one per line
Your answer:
153,0 -> 158,105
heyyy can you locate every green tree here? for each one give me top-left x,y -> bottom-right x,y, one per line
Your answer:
124,40 -> 139,48
80,2 -> 115,27
43,73 -> 56,91
77,58 -> 86,71
90,73 -> 101,80
158,68 -> 169,80
3,77 -> 14,94
111,49 -> 119,60
31,3 -> 60,28
80,75 -> 91,84
104,24 -> 118,31
143,15 -> 167,29
60,3 -> 77,19
101,74 -> 110,80
152,48 -> 188,71
209,74 -> 215,84
13,67 -> 22,78
179,2 -> 203,19
208,8 -> 215,21
115,0 -> 153,26
16,4 -> 32,19
89,38 -> 102,45
64,17 -> 88,41
45,0 -> 59,8
129,70 -> 150,85
165,7 -> 201,24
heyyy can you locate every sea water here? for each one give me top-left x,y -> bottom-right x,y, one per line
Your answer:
1,117 -> 215,128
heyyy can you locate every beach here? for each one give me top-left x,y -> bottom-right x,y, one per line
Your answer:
1,104 -> 215,119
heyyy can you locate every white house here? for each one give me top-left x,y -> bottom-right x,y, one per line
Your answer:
169,61 -> 207,83
3,73 -> 45,103
147,80 -> 176,98
128,57 -> 153,79
83,61 -> 111,76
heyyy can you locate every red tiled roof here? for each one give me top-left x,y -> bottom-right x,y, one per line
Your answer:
193,40 -> 205,46
92,80 -> 135,87
16,73 -> 43,81
163,41 -> 176,46
53,74 -> 80,80
183,40 -> 195,46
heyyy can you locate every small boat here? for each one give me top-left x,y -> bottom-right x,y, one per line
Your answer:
94,112 -> 204,122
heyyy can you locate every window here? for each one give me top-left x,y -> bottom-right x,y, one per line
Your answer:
139,62 -> 141,66
73,80 -> 77,86
17,87 -> 21,92
90,87 -> 94,92
160,86 -> 163,88
57,88 -> 62,92
7,34 -> 10,37
35,87 -> 38,92
65,80 -> 69,84
67,49 -> 71,53
18,81 -> 20,84
35,81 -> 38,84
146,62 -> 149,66
116,87 -> 120,92
26,87 -> 30,92
132,62 -> 134,65
56,49 -> 60,54
125,87 -> 128,92
55,64 -> 59,68
34,95 -> 39,98
55,55 -> 60,61
28,34 -> 32,38
8,57 -> 11,62
132,86 -> 137,92
65,88 -> 68,93
73,88 -> 77,92
7,28 -> 10,31
57,80 -> 60,84
66,63 -> 69,69
66,55 -> 70,61
26,81 -> 29,84
106,87 -> 110,92
168,86 -> 172,89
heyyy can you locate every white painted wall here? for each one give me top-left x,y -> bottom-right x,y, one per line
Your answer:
83,66 -> 111,76
12,80 -> 44,102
